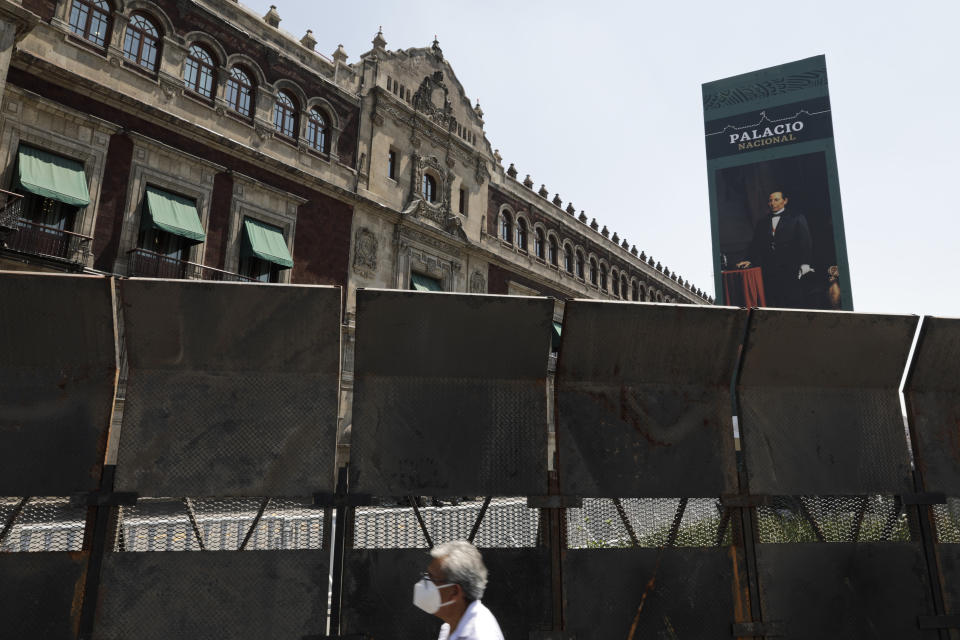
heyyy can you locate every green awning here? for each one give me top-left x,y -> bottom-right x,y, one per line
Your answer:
16,145 -> 90,206
143,186 -> 206,244
410,272 -> 442,292
241,218 -> 293,268
551,321 -> 562,352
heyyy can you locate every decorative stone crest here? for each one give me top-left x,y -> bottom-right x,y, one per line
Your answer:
469,271 -> 487,294
353,227 -> 378,277
412,71 -> 451,127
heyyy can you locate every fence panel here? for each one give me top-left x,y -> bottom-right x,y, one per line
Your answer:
564,548 -> 747,638
739,309 -> 918,495
92,551 -> 328,639
755,543 -> 937,639
0,272 -> 115,494
0,552 -> 89,639
906,317 -> 960,495
906,317 -> 960,638
114,280 -> 342,496
555,301 -> 744,497
349,289 -> 553,497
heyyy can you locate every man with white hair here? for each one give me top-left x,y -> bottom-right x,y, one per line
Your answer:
412,540 -> 504,639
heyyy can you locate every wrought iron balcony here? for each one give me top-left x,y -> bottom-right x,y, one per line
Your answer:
0,188 -> 22,229
0,193 -> 92,266
127,247 -> 253,282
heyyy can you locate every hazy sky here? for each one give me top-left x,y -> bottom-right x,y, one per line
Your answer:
243,0 -> 959,318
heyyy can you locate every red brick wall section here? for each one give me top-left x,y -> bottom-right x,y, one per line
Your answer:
205,172 -> 233,270
91,133 -> 133,272
487,262 -> 569,300
291,196 -> 353,286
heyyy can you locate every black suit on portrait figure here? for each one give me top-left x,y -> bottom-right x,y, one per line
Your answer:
744,208 -> 813,308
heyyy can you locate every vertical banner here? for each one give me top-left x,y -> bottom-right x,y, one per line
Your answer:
703,55 -> 853,310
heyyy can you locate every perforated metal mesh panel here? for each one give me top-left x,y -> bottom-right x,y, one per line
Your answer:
905,317 -> 960,495
350,290 -> 553,497
115,280 -> 341,497
565,498 -> 733,548
756,495 -> 914,543
740,309 -> 917,495
0,497 -> 87,552
113,497 -> 324,551
352,497 -> 540,549
556,302 -> 745,497
564,548 -> 745,639
93,551 -> 329,640
0,273 -> 116,495
0,552 -> 89,639
755,543 -> 937,639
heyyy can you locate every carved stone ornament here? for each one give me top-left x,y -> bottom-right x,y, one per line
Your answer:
254,123 -> 272,141
474,157 -> 490,185
372,112 -> 384,126
469,271 -> 487,294
412,71 -> 452,127
353,227 -> 378,276
215,105 -> 226,117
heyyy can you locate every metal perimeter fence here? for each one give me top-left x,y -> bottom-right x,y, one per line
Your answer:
1,271 -> 960,639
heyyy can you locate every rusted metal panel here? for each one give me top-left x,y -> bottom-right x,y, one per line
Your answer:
564,547 -> 746,638
739,309 -> 917,495
0,551 -> 89,639
556,302 -> 745,497
92,551 -> 328,639
340,548 -> 551,639
755,542 -> 937,639
114,279 -> 341,496
0,272 -> 116,494
350,290 -> 553,497
905,317 -> 960,495
933,544 -> 960,623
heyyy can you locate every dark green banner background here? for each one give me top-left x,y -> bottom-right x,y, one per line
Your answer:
703,55 -> 853,311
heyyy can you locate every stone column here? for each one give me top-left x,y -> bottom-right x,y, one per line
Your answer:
0,18 -> 18,107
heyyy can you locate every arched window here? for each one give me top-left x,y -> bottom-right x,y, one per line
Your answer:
225,67 -> 254,118
589,258 -> 598,285
621,275 -> 628,299
548,236 -> 558,266
184,44 -> 216,99
534,228 -> 545,260
273,91 -> 298,138
516,218 -> 528,251
500,212 -> 512,243
564,245 -> 574,274
422,174 -> 437,202
575,250 -> 584,279
307,108 -> 329,152
122,13 -> 160,71
599,264 -> 608,291
632,281 -> 639,301
69,0 -> 112,47
612,270 -> 620,297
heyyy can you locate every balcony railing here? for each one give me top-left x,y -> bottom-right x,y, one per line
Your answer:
0,189 -> 23,229
2,220 -> 92,266
127,248 -> 253,282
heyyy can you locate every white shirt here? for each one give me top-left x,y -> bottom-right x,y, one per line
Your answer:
437,600 -> 504,640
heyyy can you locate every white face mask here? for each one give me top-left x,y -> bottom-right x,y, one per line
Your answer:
412,577 -> 456,614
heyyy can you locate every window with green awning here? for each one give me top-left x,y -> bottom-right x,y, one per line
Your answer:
142,186 -> 206,244
16,145 -> 90,207
410,272 -> 443,292
241,218 -> 293,268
